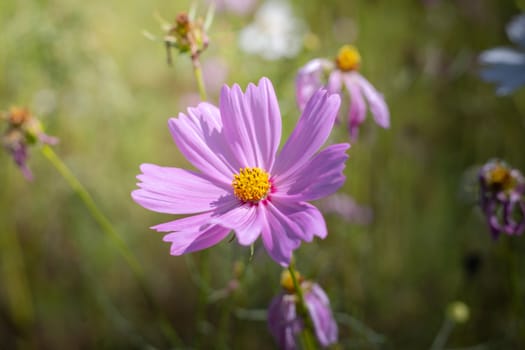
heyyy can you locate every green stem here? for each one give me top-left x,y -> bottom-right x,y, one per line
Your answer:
192,59 -> 208,102
0,224 -> 34,333
430,318 -> 454,350
40,145 -> 182,346
40,145 -> 142,278
288,264 -> 318,350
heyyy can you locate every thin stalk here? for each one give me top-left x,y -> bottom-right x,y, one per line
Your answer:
288,264 -> 318,350
40,144 -> 182,346
41,145 -> 142,278
192,58 -> 208,101
430,318 -> 454,350
190,54 -> 211,348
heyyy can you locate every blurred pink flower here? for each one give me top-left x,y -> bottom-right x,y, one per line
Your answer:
318,193 -> 373,225
132,77 -> 349,266
296,45 -> 390,139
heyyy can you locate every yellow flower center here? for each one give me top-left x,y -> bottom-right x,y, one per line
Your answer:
335,45 -> 361,72
232,167 -> 271,202
487,164 -> 514,191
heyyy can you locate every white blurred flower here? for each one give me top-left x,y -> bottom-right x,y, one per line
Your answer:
238,1 -> 305,60
479,13 -> 525,95
209,0 -> 258,15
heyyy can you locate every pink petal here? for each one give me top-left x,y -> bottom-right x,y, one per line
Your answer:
219,77 -> 282,170
151,211 -> 214,232
272,89 -> 341,181
269,200 -> 328,241
344,74 -> 367,139
132,164 -> 229,215
168,102 -> 239,185
274,143 -> 349,202
163,225 -> 231,255
355,74 -> 390,129
296,59 -> 326,111
260,202 -> 307,266
327,70 -> 343,94
211,203 -> 264,245
305,284 -> 338,346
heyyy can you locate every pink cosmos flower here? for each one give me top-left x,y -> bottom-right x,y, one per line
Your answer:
132,77 -> 349,266
296,45 -> 390,139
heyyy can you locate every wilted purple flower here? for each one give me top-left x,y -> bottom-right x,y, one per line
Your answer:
479,159 -> 525,238
479,14 -> 525,95
268,271 -> 338,349
132,77 -> 349,266
1,107 -> 57,180
296,45 -> 390,139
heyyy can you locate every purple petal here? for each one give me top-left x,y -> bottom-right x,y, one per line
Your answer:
10,145 -> 33,181
168,102 -> 239,185
210,202 -> 264,245
296,59 -> 328,111
268,293 -> 302,350
269,200 -> 328,241
38,133 -> 59,145
273,89 -> 341,181
355,73 -> 390,129
261,202 -> 304,266
327,70 -> 343,94
219,77 -> 282,170
275,143 -> 349,202
151,212 -> 215,232
132,164 -> 229,215
305,284 -> 338,346
162,224 -> 231,255
344,75 -> 367,140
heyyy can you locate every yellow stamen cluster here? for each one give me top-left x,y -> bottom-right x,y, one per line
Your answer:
335,45 -> 361,72
487,164 -> 514,191
232,167 -> 270,202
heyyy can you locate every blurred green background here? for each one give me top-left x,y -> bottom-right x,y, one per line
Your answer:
1,0 -> 525,348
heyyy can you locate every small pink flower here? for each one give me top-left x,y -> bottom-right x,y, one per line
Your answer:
296,45 -> 390,139
132,78 -> 349,266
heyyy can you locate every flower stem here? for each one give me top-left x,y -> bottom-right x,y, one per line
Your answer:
40,145 -> 142,277
288,264 -> 318,350
192,58 -> 208,101
39,144 -> 182,346
430,318 -> 454,350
